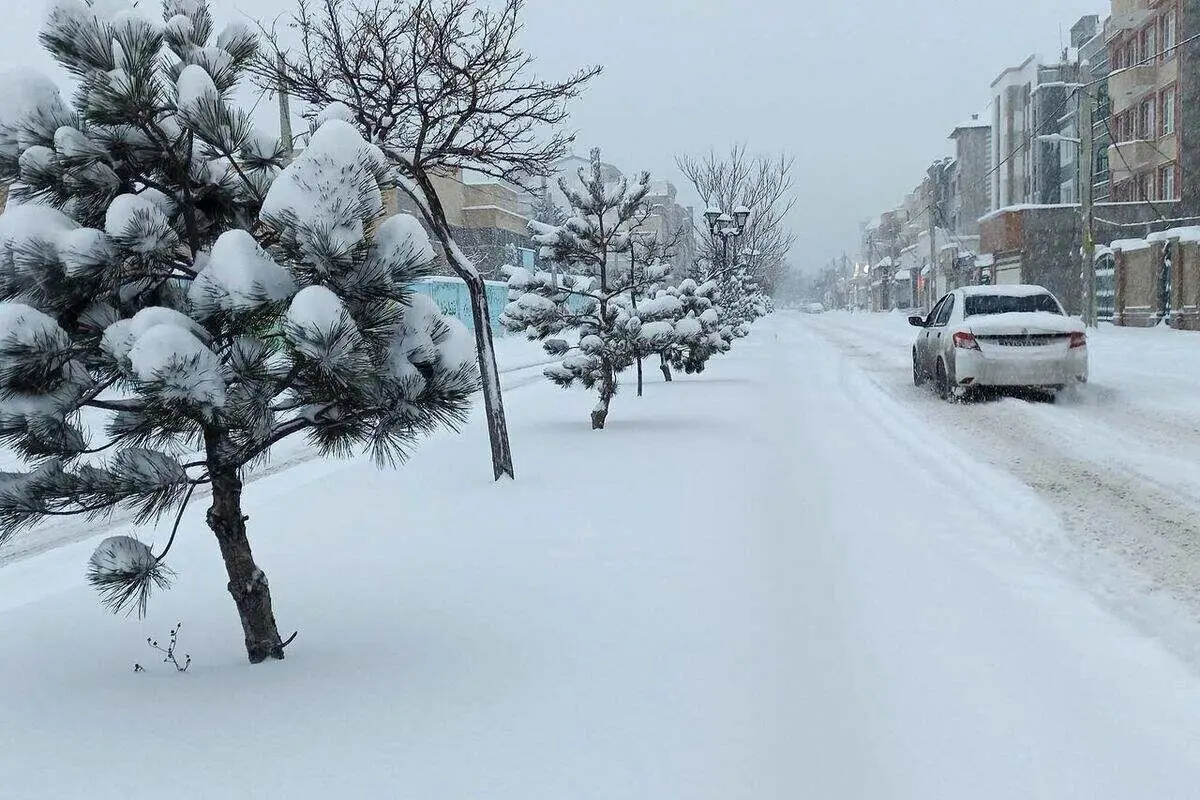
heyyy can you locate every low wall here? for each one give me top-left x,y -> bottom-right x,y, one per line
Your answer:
411,277 -> 510,336
1110,229 -> 1200,329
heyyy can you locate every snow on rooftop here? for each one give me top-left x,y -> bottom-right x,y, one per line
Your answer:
951,114 -> 992,133
979,203 -> 1079,224
1146,226 -> 1200,245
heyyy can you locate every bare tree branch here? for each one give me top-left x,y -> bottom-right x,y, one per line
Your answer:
676,145 -> 796,293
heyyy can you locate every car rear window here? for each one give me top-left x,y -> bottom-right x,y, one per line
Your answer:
963,293 -> 1062,317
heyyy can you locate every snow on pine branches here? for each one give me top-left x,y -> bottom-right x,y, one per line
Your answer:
0,0 -> 478,664
500,148 -> 678,429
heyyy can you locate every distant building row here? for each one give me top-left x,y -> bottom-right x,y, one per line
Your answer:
856,1 -> 1196,324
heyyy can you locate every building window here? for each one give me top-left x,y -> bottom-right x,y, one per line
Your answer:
1162,87 -> 1176,136
1142,24 -> 1157,63
1139,98 -> 1155,139
1162,9 -> 1178,57
1160,164 -> 1178,200
1136,172 -> 1151,200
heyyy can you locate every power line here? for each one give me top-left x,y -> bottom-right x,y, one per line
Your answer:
1085,29 -> 1200,89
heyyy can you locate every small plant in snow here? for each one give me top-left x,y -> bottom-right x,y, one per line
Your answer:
136,622 -> 191,673
0,0 -> 478,664
500,149 -> 675,429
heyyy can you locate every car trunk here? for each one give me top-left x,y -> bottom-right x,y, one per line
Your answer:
966,312 -> 1081,356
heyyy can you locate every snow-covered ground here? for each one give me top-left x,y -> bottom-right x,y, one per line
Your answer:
805,310 -> 1200,663
6,315 -> 1200,797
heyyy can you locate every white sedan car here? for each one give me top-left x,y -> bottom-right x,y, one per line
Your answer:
910,285 -> 1088,401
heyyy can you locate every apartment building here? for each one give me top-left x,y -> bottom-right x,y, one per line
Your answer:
385,167 -> 538,279
1105,0 -> 1186,206
948,114 -> 992,241
990,55 -> 1039,208
1077,15 -> 1114,203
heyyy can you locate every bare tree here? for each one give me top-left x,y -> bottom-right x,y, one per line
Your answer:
676,145 -> 796,294
254,0 -> 601,480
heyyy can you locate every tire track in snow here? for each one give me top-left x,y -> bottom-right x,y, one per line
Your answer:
803,313 -> 1200,644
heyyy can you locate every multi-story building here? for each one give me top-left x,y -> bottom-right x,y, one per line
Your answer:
1065,15 -> 1109,204
1032,53 -> 1092,203
643,178 -> 696,277
385,167 -> 538,279
991,55 -> 1040,208
1105,0 -> 1185,206
948,114 -> 992,242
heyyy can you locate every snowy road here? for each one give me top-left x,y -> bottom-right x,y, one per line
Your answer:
805,311 -> 1200,661
6,314 -> 1200,798
755,316 -> 1200,796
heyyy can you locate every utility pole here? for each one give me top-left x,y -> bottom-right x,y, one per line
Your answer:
1080,87 -> 1096,328
278,53 -> 294,160
928,183 -> 939,308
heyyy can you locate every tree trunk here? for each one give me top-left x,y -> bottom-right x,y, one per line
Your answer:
204,428 -> 285,664
660,353 -> 673,382
407,173 -> 515,481
591,363 -> 616,430
636,355 -> 644,397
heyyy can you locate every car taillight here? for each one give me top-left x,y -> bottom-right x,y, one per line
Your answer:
1069,332 -> 1087,349
952,331 -> 980,350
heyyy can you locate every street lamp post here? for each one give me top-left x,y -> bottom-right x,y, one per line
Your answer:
703,203 -> 752,274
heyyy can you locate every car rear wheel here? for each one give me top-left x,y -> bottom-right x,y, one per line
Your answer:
935,360 -> 952,402
913,351 -> 926,387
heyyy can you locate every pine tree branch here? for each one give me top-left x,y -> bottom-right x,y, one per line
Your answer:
152,481 -> 196,565
86,398 -> 148,413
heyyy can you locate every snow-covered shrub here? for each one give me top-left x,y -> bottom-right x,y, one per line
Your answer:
660,279 -> 729,376
0,0 -> 478,664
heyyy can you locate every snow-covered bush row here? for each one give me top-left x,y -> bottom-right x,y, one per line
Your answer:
500,149 -> 770,429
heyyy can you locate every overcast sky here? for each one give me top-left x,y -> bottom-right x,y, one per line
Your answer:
1,0 -> 1105,273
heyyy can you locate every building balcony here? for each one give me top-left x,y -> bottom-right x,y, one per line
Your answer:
1106,0 -> 1154,40
1108,139 -> 1164,182
1109,64 -> 1157,113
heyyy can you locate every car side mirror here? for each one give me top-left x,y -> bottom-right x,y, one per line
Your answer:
908,314 -> 927,328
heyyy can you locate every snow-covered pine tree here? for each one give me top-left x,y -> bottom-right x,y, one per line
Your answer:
715,266 -> 770,336
531,181 -> 567,227
0,0 -> 478,664
501,148 -> 672,429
